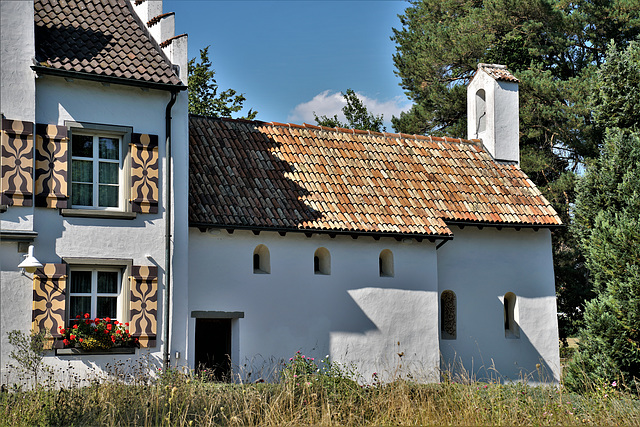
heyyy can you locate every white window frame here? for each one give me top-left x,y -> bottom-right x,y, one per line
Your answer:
66,122 -> 132,212
64,258 -> 132,325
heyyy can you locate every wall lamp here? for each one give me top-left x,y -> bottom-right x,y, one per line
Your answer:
18,244 -> 43,275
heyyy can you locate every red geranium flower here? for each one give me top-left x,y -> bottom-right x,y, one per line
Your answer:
60,328 -> 66,334
76,314 -> 81,319
84,313 -> 90,319
105,317 -> 111,323
73,324 -> 78,329
69,334 -> 76,340
104,330 -> 109,334
111,336 -> 116,343
116,330 -> 122,335
85,320 -> 91,325
114,321 -> 119,325
94,318 -> 100,324
125,323 -> 129,327
63,339 -> 70,346
79,338 -> 83,343
106,324 -> 113,331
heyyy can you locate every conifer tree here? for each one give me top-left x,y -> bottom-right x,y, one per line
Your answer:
565,41 -> 640,389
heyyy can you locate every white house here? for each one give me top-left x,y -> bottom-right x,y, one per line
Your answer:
1,0 -> 189,385
1,0 -> 562,387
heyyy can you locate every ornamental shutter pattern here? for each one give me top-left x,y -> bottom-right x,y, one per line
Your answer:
129,265 -> 158,348
35,124 -> 69,208
1,118 -> 34,206
32,264 -> 67,350
130,133 -> 159,214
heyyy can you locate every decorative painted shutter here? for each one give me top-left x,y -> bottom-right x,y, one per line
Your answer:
1,118 -> 34,206
32,264 -> 67,350
129,265 -> 158,348
35,124 -> 69,208
130,133 -> 159,214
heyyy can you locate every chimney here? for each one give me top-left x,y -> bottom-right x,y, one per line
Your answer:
467,64 -> 519,164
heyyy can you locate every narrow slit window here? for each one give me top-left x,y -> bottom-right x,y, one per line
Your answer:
441,290 -> 456,340
504,292 -> 519,338
253,245 -> 270,274
379,249 -> 394,277
313,248 -> 330,275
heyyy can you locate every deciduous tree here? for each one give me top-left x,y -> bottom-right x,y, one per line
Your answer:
314,89 -> 385,132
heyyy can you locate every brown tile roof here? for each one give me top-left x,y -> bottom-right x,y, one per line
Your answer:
34,0 -> 182,87
477,63 -> 519,83
189,116 -> 561,236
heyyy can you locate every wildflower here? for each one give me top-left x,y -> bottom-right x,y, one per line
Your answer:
310,358 -> 314,361
289,358 -> 293,361
612,381 -> 617,387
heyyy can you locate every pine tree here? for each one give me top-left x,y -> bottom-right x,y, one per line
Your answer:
565,41 -> 640,390
188,46 -> 257,120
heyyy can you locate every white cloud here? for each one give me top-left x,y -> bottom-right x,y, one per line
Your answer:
288,90 -> 412,129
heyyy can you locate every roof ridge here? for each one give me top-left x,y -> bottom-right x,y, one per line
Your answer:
187,114 -> 483,147
147,11 -> 175,28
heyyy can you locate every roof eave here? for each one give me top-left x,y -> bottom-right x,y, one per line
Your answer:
32,66 -> 187,92
445,220 -> 563,230
189,222 -> 454,242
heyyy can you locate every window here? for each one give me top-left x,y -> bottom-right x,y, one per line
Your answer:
68,268 -> 125,323
66,122 -> 133,213
379,249 -> 394,277
441,290 -> 456,340
71,133 -> 123,209
253,244 -> 270,274
504,292 -> 519,338
476,89 -> 486,137
314,247 -> 330,275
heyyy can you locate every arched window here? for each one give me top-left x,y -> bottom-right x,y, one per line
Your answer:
476,89 -> 486,137
379,249 -> 394,277
314,247 -> 330,275
441,290 -> 456,340
504,292 -> 519,338
253,245 -> 270,274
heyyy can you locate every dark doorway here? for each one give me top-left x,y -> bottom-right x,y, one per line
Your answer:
195,318 -> 232,381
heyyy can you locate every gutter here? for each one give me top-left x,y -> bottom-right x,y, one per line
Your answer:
31,66 -> 187,93
163,91 -> 178,371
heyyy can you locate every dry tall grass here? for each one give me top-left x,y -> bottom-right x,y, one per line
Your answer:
1,360 -> 639,426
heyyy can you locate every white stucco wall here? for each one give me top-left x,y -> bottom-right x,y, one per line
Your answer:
1,76 -> 183,384
188,229 -> 441,383
0,1 -> 37,230
437,226 -> 560,383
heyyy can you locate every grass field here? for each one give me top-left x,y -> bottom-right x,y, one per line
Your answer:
1,352 -> 639,426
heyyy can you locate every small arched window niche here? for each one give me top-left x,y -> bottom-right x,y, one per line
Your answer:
476,88 -> 486,137
253,244 -> 270,274
441,290 -> 456,340
379,249 -> 394,277
314,247 -> 331,275
503,292 -> 519,338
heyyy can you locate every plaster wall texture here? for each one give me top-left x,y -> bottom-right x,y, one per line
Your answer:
0,1 -> 37,230
467,70 -> 519,164
1,77 -> 178,382
437,227 -> 561,383
187,229 -> 440,382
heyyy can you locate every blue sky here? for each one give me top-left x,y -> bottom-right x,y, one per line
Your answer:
164,1 -> 412,131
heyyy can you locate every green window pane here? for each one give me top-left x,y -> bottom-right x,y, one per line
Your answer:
72,183 -> 93,206
72,135 -> 93,157
97,297 -> 117,319
97,271 -> 118,293
99,162 -> 119,184
99,185 -> 119,207
99,137 -> 119,160
72,160 -> 93,183
70,271 -> 92,293
69,296 -> 91,320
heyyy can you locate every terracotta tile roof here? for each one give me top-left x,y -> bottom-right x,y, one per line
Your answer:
189,116 -> 561,236
34,0 -> 182,87
477,63 -> 519,83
